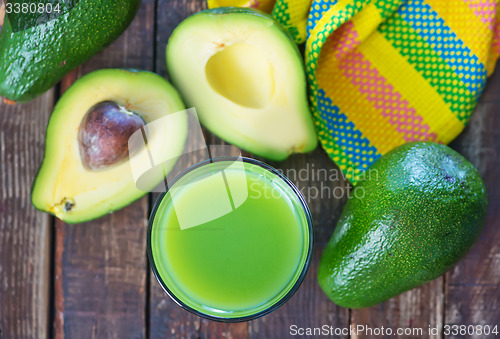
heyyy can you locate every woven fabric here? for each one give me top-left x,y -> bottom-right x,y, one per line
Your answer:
208,0 -> 500,184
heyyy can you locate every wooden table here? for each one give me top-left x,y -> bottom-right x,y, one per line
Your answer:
1,1 -> 499,338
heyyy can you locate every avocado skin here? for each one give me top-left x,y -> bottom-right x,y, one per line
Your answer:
318,142 -> 487,308
0,0 -> 141,102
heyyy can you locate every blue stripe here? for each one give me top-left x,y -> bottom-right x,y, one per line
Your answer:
398,0 -> 486,93
317,89 -> 381,169
307,0 -> 338,39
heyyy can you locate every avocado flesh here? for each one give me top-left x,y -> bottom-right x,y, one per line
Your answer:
166,8 -> 317,161
0,0 -> 140,102
318,142 -> 487,308
31,69 -> 187,224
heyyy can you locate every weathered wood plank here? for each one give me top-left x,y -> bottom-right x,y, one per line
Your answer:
248,151 -> 351,339
154,0 -> 208,77
53,1 -> 155,338
0,93 -> 53,338
445,70 -> 500,339
350,280 -> 443,339
149,1 -> 215,338
54,201 -> 148,339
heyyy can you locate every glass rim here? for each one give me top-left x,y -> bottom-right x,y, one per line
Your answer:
146,156 -> 314,323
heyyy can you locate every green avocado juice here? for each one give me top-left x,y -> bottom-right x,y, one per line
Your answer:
148,158 -> 312,321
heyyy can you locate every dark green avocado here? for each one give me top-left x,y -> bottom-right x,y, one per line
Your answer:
0,0 -> 141,102
318,142 -> 488,308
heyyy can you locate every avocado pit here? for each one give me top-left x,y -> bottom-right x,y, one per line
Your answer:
78,101 -> 145,170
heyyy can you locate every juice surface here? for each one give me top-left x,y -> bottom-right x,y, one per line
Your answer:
150,161 -> 310,318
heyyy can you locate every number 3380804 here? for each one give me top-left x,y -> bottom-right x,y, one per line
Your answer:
443,325 -> 498,336
5,2 -> 61,14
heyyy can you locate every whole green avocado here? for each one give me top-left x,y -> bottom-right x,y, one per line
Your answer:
318,142 -> 487,308
0,0 -> 141,102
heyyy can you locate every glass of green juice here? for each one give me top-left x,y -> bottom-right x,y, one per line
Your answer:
147,157 -> 313,322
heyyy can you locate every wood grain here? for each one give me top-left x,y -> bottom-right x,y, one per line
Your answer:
53,1 -> 155,338
350,280 -> 443,339
53,203 -> 148,339
0,92 -> 53,338
154,0 -> 208,77
445,70 -> 500,339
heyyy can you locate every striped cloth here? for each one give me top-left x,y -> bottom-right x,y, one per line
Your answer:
208,0 -> 500,183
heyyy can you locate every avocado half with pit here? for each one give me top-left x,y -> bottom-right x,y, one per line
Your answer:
166,7 -> 317,161
32,69 -> 187,223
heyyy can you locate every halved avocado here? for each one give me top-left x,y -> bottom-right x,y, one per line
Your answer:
32,69 -> 187,223
166,7 -> 317,161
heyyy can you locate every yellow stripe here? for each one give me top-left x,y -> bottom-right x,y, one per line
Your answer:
316,130 -> 359,175
316,53 -> 407,154
306,0 -> 361,54
426,0 -> 492,67
487,14 -> 500,76
488,46 -> 500,77
359,31 -> 464,144
289,0 -> 312,24
351,3 -> 383,42
284,0 -> 311,42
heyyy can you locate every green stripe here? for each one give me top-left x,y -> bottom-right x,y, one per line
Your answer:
307,0 -> 371,184
378,13 -> 476,122
373,0 -> 405,20
272,0 -> 301,43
